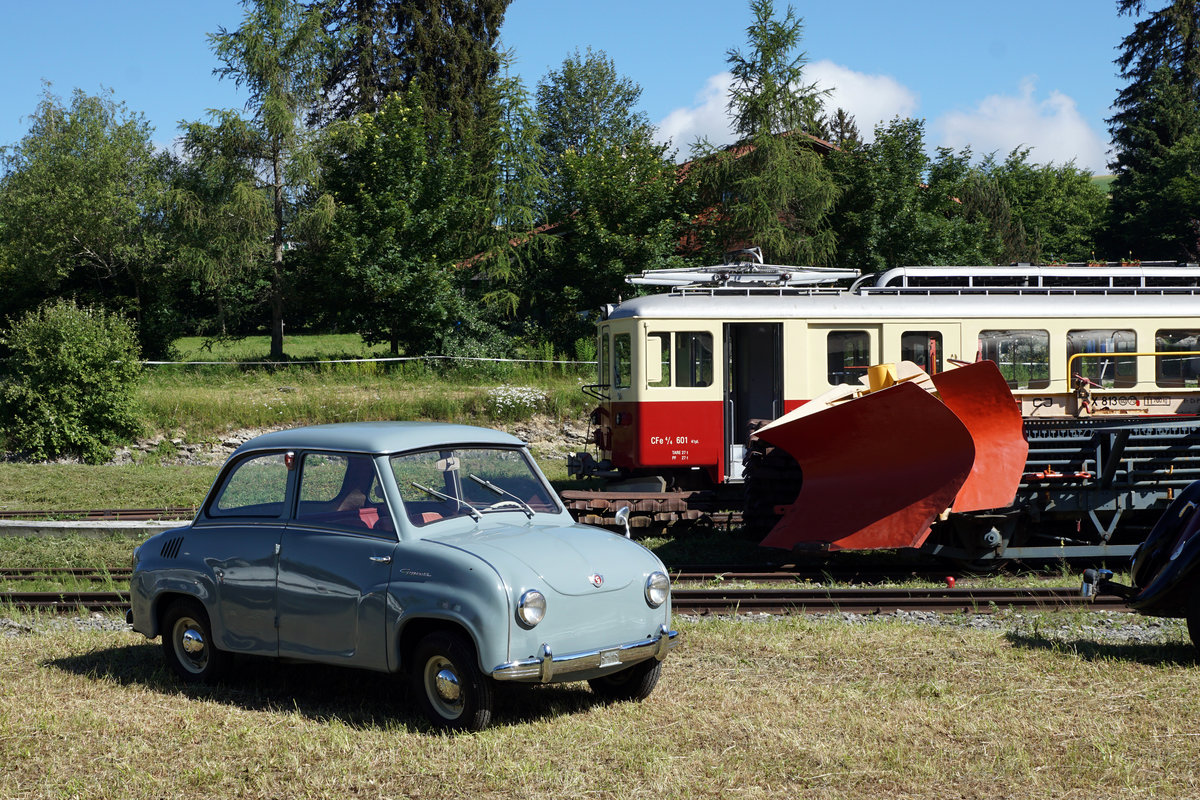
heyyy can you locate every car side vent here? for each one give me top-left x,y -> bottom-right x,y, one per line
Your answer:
160,537 -> 184,559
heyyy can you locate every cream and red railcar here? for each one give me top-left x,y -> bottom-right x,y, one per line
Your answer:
568,261 -> 1200,563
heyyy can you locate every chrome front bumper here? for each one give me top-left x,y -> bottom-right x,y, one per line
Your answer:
491,624 -> 678,683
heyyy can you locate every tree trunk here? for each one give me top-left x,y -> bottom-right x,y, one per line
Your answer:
270,149 -> 286,361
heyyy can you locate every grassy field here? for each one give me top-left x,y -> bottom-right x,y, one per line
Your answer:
0,612 -> 1196,799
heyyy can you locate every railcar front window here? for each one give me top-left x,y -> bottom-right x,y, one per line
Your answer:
978,330 -> 1050,389
675,332 -> 713,387
647,332 -> 671,387
1067,329 -> 1136,388
1156,329 -> 1200,387
614,333 -> 632,389
599,328 -> 611,387
901,331 -> 943,374
827,331 -> 871,385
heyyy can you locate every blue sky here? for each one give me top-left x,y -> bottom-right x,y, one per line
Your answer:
2,1 -> 1136,173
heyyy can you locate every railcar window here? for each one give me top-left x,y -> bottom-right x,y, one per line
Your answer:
901,331 -> 943,374
1067,329 -> 1136,388
1156,329 -> 1200,387
599,328 -> 611,387
614,333 -> 632,389
675,332 -> 713,387
647,332 -> 671,387
978,330 -> 1050,389
827,331 -> 871,385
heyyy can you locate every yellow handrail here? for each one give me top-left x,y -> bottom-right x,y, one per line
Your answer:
1067,350 -> 1200,384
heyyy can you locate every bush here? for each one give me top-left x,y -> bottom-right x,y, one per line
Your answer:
1,301 -> 142,463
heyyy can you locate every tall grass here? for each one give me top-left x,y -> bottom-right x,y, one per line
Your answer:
139,357 -> 593,439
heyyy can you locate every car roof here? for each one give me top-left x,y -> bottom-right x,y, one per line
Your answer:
231,421 -> 525,457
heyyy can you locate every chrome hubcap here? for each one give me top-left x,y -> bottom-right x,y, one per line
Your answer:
434,668 -> 461,702
425,656 -> 463,718
174,617 -> 208,673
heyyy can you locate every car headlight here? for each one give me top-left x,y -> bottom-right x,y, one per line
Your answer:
645,571 -> 670,608
517,589 -> 546,627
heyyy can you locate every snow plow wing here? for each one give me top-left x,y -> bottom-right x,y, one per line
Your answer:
753,360 -> 1028,552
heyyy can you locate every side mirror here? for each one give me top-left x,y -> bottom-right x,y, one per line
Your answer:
614,506 -> 631,538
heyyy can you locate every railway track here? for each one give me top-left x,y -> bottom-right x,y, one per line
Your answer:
0,584 -> 1129,615
0,507 -> 195,521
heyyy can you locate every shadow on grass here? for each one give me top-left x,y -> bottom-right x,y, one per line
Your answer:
1005,632 -> 1199,666
46,641 -> 608,732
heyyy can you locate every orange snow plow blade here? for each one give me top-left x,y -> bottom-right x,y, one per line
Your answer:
930,361 -> 1028,512
753,360 -> 1025,552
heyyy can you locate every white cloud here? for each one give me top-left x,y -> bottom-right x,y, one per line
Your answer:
934,77 -> 1109,172
806,60 -> 919,136
655,62 -> 919,156
655,71 -> 737,156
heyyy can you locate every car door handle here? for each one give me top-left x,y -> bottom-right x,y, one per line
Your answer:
369,556 -> 393,564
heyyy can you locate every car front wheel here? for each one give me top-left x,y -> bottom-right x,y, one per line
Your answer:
410,631 -> 493,732
588,658 -> 662,702
161,599 -> 229,684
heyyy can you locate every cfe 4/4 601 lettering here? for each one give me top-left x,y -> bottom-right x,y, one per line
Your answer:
649,435 -> 697,445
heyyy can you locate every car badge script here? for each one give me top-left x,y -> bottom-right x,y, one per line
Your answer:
588,573 -> 604,588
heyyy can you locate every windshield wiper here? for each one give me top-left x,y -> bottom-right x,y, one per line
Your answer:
410,481 -> 481,522
468,474 -> 536,519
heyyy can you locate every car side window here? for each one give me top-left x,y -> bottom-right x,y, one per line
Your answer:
295,453 -> 394,534
211,453 -> 289,518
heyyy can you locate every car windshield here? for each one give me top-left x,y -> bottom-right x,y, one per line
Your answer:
390,446 -> 560,527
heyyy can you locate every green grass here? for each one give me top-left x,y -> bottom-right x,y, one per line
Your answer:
1,612 -> 1196,798
137,364 -> 591,441
170,333 -> 387,362
0,464 -> 218,513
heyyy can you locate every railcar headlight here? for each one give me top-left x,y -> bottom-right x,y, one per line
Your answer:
645,571 -> 670,608
517,589 -> 546,627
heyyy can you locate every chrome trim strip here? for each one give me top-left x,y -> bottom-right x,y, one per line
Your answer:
492,627 -> 678,682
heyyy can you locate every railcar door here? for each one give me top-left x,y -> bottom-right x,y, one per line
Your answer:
724,322 -> 782,480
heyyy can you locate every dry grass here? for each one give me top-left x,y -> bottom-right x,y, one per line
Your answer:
2,614 -> 1198,799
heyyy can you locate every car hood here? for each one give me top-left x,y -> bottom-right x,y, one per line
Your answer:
429,521 -> 659,596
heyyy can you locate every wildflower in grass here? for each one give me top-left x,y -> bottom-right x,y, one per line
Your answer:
487,385 -> 547,420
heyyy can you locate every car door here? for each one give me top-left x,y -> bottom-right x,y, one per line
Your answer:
195,450 -> 293,656
276,452 -> 398,669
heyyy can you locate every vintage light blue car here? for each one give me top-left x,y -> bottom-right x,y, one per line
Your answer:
129,422 -> 677,730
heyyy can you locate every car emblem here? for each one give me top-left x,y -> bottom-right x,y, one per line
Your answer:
588,573 -> 604,588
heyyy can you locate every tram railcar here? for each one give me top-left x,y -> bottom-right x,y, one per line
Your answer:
566,254 -> 1200,564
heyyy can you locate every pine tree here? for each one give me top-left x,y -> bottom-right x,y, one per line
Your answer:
687,0 -> 838,265
1107,0 -> 1200,260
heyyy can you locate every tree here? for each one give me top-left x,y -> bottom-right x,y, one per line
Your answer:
530,135 -> 687,350
826,118 -> 1000,272
984,148 -> 1107,262
207,0 -> 333,359
312,0 -> 510,136
317,91 -> 475,355
0,300 -> 141,464
687,0 -> 838,265
168,114 -> 275,338
1107,0 -> 1200,260
0,87 -> 171,353
524,49 -> 685,350
475,49 -> 549,316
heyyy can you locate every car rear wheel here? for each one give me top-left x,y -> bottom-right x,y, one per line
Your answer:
410,631 -> 493,732
162,599 -> 229,684
588,658 -> 662,702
